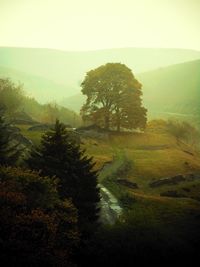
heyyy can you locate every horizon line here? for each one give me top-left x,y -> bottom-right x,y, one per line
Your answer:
0,45 -> 200,53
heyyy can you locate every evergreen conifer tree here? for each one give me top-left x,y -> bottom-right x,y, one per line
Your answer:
27,120 -> 100,232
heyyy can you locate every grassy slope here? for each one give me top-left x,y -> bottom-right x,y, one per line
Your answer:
17,124 -> 44,146
83,130 -> 200,202
86,130 -> 200,252
20,122 -> 200,200
19,123 -> 200,255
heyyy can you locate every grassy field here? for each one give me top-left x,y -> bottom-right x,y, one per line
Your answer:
83,130 -> 200,202
16,122 -> 200,261
16,122 -> 200,214
16,124 -> 44,146
17,122 -> 200,202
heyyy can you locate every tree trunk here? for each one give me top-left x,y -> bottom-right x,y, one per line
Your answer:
116,107 -> 121,132
105,115 -> 110,130
117,122 -> 120,132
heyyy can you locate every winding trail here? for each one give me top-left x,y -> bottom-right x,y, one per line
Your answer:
99,184 -> 122,225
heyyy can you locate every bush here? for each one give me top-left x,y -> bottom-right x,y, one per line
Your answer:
166,119 -> 200,146
119,192 -> 136,208
0,166 -> 79,266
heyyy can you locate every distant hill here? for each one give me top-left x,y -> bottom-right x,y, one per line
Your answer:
1,47 -> 200,102
61,60 -> 200,120
137,59 -> 200,119
60,93 -> 86,113
0,66 -> 70,103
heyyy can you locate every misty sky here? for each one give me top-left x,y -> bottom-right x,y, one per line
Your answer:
0,0 -> 199,51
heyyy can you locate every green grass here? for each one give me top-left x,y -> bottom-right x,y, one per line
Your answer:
98,150 -> 133,200
16,122 -> 200,204
16,122 -> 200,260
84,191 -> 200,265
15,122 -> 200,263
85,130 -> 200,213
16,124 -> 45,146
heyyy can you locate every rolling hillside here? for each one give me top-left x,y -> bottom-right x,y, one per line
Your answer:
1,47 -> 200,102
61,60 -> 200,119
0,66 -> 70,103
60,93 -> 86,112
138,59 -> 200,119
19,122 -> 200,202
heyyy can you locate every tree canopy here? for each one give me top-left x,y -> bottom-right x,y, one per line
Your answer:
81,63 -> 147,131
0,166 -> 79,266
0,78 -> 23,118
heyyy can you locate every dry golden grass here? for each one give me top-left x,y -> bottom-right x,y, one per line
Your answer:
17,123 -> 200,200
82,131 -> 200,198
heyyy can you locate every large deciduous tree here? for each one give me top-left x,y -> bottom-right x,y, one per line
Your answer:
81,63 -> 147,131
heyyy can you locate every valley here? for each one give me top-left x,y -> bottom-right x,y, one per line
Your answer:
1,45 -> 200,265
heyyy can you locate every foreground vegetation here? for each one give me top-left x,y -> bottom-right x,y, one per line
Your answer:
0,166 -> 79,266
13,117 -> 200,265
0,107 -> 99,266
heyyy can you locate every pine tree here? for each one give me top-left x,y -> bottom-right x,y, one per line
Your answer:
0,107 -> 22,165
27,120 -> 100,231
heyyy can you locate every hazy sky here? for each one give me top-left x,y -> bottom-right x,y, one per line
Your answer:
0,0 -> 199,51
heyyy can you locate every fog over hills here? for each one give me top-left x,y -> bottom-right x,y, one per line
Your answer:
61,59 -> 200,120
0,47 -> 200,102
138,59 -> 200,118
137,60 -> 200,118
0,66 -> 69,103
0,47 -> 200,118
